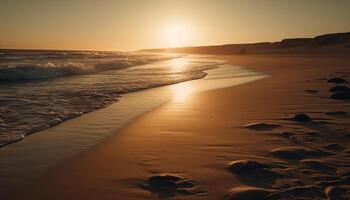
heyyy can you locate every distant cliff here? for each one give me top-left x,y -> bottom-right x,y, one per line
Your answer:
141,32 -> 350,55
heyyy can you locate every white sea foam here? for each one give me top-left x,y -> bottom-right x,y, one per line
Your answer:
0,50 -> 221,147
0,51 -> 173,81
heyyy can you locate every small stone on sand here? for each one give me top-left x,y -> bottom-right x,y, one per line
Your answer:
327,77 -> 347,83
330,91 -> 350,100
292,114 -> 312,122
329,85 -> 350,92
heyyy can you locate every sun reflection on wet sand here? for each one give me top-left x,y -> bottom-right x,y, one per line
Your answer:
170,57 -> 195,101
170,64 -> 268,102
171,81 -> 194,102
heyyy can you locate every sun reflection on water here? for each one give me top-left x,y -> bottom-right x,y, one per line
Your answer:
170,57 -> 194,101
170,57 -> 188,72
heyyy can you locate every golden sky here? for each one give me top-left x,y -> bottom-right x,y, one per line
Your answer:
1,0 -> 350,51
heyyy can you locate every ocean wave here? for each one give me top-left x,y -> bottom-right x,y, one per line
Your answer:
0,53 -> 220,147
0,51 -> 174,81
0,62 -> 88,80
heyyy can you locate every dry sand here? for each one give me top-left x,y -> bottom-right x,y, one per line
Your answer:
11,55 -> 350,200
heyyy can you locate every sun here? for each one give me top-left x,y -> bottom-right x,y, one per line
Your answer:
164,24 -> 190,48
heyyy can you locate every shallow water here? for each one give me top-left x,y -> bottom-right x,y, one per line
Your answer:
0,51 -> 221,146
0,55 -> 267,193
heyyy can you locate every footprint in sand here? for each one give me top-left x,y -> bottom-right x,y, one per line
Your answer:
245,123 -> 282,131
225,186 -> 279,200
270,147 -> 330,160
227,160 -> 274,174
227,159 -> 288,188
300,159 -> 335,171
140,174 -> 206,198
282,185 -> 324,199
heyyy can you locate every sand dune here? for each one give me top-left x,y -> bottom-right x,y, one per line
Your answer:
142,32 -> 350,55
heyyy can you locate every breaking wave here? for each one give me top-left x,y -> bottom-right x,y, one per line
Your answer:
0,51 -> 173,81
0,50 -> 222,147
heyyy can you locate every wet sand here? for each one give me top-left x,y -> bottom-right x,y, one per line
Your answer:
12,55 -> 350,200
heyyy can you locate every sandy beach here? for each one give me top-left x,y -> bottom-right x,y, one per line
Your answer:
6,54 -> 349,200
2,1 -> 350,200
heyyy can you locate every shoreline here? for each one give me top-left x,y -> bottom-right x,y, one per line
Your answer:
6,54 -> 350,199
0,54 -> 197,148
0,56 -> 265,197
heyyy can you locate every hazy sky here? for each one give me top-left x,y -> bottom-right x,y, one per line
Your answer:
1,0 -> 350,51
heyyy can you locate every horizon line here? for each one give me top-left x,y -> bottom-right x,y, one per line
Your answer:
1,31 -> 349,52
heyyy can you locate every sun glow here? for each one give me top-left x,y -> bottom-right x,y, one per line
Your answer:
172,81 -> 193,102
164,24 -> 191,48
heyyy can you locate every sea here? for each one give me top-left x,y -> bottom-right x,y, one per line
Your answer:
0,50 -> 224,147
0,49 -> 268,193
